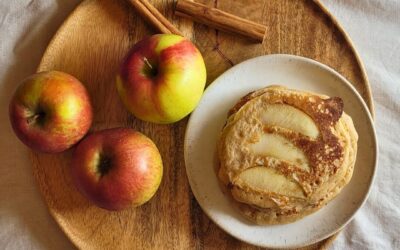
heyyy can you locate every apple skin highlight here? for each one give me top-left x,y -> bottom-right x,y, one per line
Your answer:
71,128 -> 163,211
116,34 -> 207,124
9,71 -> 93,153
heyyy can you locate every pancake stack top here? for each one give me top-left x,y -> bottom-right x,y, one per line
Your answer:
217,86 -> 358,224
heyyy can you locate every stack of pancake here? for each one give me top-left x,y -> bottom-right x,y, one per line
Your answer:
217,86 -> 358,224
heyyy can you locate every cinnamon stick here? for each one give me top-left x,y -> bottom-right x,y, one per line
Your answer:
129,0 -> 183,36
175,0 -> 266,42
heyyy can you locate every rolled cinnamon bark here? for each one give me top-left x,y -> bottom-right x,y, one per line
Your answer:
175,0 -> 267,42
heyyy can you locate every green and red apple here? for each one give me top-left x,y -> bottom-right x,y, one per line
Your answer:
9,71 -> 93,153
71,128 -> 163,210
116,34 -> 206,124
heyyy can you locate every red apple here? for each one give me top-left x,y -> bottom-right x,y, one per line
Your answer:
9,71 -> 93,153
71,128 -> 163,210
116,34 -> 206,124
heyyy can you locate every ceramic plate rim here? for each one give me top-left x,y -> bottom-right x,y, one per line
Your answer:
184,54 -> 378,248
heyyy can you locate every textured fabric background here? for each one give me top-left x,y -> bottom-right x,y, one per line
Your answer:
0,1 -> 398,249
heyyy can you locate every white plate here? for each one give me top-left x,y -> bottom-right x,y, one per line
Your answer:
184,54 -> 378,248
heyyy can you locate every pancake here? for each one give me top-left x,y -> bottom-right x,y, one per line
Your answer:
217,85 -> 358,224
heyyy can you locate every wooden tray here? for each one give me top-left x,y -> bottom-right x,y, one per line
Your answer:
31,0 -> 374,249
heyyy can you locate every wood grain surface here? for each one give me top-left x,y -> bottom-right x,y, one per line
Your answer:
32,0 -> 373,249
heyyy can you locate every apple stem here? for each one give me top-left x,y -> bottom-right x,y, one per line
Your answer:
27,114 -> 40,124
143,57 -> 153,70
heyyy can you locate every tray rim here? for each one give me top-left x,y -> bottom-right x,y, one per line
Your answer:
314,0 -> 374,117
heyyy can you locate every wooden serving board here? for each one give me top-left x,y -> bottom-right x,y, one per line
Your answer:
32,0 -> 374,249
